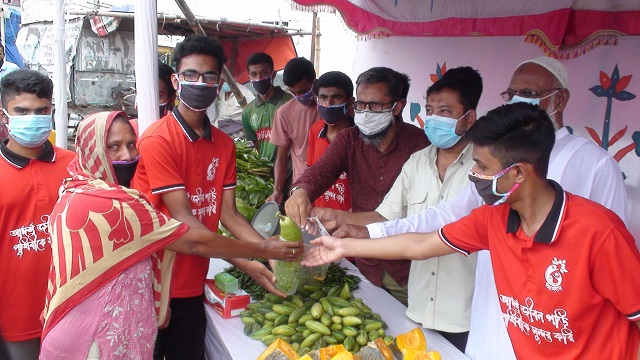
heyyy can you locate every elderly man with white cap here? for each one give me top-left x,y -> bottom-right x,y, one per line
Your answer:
334,56 -> 628,359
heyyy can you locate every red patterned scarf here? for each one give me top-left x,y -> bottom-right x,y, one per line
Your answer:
42,111 -> 188,337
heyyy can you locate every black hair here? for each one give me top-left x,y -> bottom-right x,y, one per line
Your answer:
314,71 -> 354,97
173,35 -> 227,72
1,69 -> 53,108
466,102 -> 555,177
158,61 -> 176,97
355,67 -> 408,102
246,52 -> 274,72
427,66 -> 483,112
283,57 -> 316,86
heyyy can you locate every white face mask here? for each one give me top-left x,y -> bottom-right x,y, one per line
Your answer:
354,106 -> 395,137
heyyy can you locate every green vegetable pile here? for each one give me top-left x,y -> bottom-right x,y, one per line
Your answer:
240,283 -> 390,355
223,259 -> 361,300
235,139 -> 274,208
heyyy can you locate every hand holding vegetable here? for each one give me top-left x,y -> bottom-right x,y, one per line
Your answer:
236,259 -> 288,298
284,188 -> 313,227
262,236 -> 304,261
301,235 -> 344,267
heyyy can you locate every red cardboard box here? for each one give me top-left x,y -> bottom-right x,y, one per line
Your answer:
204,279 -> 251,318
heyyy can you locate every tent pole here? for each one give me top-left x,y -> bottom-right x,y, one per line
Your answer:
314,16 -> 321,75
135,0 -> 159,135
174,0 -> 247,108
310,11 -> 317,67
53,0 -> 68,149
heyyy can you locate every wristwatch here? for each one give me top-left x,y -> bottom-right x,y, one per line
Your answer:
288,185 -> 302,197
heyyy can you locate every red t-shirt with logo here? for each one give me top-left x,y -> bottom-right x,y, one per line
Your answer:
133,111 -> 236,298
306,120 -> 351,211
0,142 -> 75,341
439,182 -> 640,359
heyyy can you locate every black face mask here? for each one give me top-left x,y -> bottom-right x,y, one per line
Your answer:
112,156 -> 140,188
317,103 -> 347,125
178,81 -> 218,111
251,77 -> 273,96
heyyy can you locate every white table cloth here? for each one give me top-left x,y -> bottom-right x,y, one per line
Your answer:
204,259 -> 470,360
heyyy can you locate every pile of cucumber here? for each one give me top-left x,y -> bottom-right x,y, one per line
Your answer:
240,283 -> 389,356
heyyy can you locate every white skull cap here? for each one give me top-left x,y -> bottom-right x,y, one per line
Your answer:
516,56 -> 569,89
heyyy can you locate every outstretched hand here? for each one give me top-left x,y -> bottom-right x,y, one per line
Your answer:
301,236 -> 343,267
262,236 -> 304,261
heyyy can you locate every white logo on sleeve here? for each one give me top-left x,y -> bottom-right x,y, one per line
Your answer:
545,257 -> 568,292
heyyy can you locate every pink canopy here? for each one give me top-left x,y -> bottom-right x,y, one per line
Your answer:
292,0 -> 640,58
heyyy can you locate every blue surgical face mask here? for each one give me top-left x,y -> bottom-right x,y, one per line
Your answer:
3,109 -> 52,148
508,89 -> 559,107
423,110 -> 470,149
221,82 -> 231,93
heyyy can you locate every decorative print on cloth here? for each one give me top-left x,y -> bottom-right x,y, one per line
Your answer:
90,16 -> 122,37
42,111 -> 188,339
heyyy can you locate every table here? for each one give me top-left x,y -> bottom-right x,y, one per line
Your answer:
204,259 -> 470,360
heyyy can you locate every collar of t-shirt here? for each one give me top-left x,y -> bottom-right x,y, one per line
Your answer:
318,116 -> 355,139
171,108 -> 212,142
0,139 -> 55,168
255,86 -> 285,107
506,179 -> 565,244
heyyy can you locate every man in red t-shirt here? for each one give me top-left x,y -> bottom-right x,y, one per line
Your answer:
305,103 -> 640,359
306,71 -> 355,211
132,35 -> 286,360
0,69 -> 75,359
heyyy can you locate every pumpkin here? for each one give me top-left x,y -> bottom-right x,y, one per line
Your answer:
319,344 -> 347,360
257,338 -> 299,360
356,338 -> 394,360
401,349 -> 442,360
330,351 -> 355,360
393,328 -> 427,353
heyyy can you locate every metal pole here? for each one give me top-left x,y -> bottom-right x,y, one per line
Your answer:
53,0 -> 68,149
135,0 -> 159,134
174,0 -> 247,108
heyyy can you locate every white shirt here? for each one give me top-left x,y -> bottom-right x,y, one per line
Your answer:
0,60 -> 19,82
376,143 -> 477,332
367,127 -> 628,359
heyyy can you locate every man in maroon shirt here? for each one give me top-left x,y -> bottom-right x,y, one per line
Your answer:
285,67 -> 429,303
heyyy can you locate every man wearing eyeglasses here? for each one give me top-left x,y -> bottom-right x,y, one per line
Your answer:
285,66 -> 430,302
267,57 -> 319,206
335,56 -> 627,359
132,35 -> 284,360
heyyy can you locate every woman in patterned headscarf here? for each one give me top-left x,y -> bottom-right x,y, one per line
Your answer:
40,111 -> 302,359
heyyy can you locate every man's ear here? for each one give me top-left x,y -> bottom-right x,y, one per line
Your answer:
555,88 -> 570,112
513,163 -> 532,184
393,99 -> 407,116
0,108 -> 7,124
171,73 -> 179,92
464,109 -> 477,132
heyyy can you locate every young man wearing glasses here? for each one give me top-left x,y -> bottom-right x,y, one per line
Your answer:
285,66 -> 429,303
132,35 -> 284,360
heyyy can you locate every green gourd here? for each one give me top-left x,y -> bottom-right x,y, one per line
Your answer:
273,212 -> 308,295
